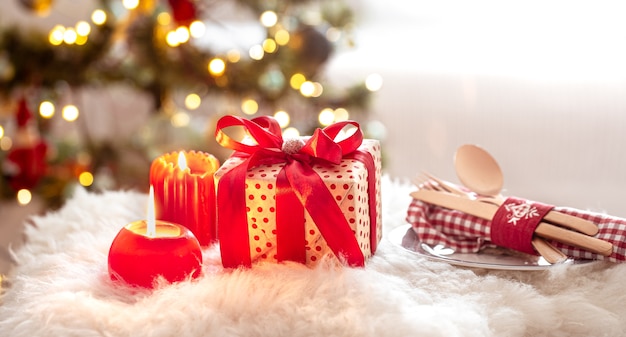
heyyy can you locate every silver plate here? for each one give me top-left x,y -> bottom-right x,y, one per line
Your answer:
388,224 -> 594,270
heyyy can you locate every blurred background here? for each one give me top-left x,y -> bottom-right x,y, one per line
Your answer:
1,0 -> 626,262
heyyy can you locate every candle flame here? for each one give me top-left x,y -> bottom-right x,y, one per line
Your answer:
177,151 -> 188,171
147,185 -> 156,237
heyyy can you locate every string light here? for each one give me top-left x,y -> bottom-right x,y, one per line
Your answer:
39,101 -> 55,118
311,82 -> 323,97
62,105 -> 79,122
299,81 -> 323,97
170,112 -> 190,127
0,137 -> 12,151
122,0 -> 139,10
184,93 -> 201,110
317,108 -> 349,126
365,73 -> 383,92
48,21 -> 92,46
260,11 -> 278,27
283,127 -> 300,138
275,29 -> 290,45
290,73 -> 306,90
49,25 -> 64,45
75,21 -> 90,45
189,21 -> 206,38
0,125 -> 4,138
318,108 -> 335,126
75,21 -> 91,36
91,10 -> 107,25
166,31 -> 180,47
208,58 -> 226,76
274,110 -> 290,128
249,45 -> 264,60
176,26 -> 190,43
334,108 -> 349,121
75,34 -> 88,45
326,27 -> 341,42
17,189 -> 32,205
165,26 -> 193,47
156,12 -> 171,26
78,171 -> 94,187
241,99 -> 259,115
262,39 -> 277,53
63,28 -> 78,45
227,50 -> 241,63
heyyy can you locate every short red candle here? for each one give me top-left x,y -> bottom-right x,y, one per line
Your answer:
108,219 -> 203,288
150,150 -> 220,246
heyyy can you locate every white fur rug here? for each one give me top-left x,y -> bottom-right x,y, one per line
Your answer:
1,176 -> 626,337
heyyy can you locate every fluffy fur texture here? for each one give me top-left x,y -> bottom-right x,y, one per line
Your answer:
1,176 -> 625,337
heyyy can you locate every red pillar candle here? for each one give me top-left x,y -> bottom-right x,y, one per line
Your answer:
108,186 -> 202,288
150,150 -> 220,246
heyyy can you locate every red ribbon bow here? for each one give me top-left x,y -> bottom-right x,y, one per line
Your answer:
215,115 -> 378,268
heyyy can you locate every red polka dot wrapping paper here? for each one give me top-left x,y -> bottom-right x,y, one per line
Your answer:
406,199 -> 626,262
215,139 -> 382,266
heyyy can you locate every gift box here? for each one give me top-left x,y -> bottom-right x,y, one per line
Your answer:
214,115 -> 382,268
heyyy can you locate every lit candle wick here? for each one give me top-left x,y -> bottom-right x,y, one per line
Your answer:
147,185 -> 157,237
177,151 -> 188,171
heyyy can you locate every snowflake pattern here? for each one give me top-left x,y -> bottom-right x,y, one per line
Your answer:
504,202 -> 540,225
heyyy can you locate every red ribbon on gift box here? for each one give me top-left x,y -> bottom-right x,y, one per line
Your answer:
215,115 -> 378,268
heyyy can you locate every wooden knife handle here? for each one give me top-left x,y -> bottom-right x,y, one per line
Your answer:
543,211 -> 599,236
535,222 -> 613,256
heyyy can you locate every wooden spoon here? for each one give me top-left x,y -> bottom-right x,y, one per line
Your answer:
453,144 -> 599,236
454,144 -> 504,197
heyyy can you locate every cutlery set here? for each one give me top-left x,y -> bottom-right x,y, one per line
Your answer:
410,145 -> 614,264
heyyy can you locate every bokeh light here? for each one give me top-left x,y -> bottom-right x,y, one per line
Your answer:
0,137 -> 12,151
189,21 -> 206,38
260,11 -> 278,27
79,171 -> 94,187
63,28 -> 78,45
208,58 -> 226,76
274,110 -> 290,128
334,107 -> 349,121
48,25 -> 65,45
263,39 -> 277,53
249,45 -> 264,60
91,10 -> 107,25
241,99 -> 259,115
62,105 -> 79,122
122,0 -> 139,10
318,108 -> 335,126
275,29 -> 290,45
290,73 -> 306,89
283,127 -> 300,138
365,73 -> 383,92
39,101 -> 55,118
184,93 -> 201,110
17,189 -> 32,205
227,50 -> 241,63
171,112 -> 190,127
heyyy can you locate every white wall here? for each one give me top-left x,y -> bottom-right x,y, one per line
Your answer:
327,0 -> 626,217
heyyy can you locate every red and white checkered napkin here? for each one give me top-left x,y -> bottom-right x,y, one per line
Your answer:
406,199 -> 626,262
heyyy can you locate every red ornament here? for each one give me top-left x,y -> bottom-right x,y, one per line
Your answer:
167,0 -> 198,26
6,142 -> 47,191
15,98 -> 33,127
4,98 -> 48,191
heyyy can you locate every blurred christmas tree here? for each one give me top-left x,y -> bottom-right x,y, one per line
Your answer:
0,0 -> 381,208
